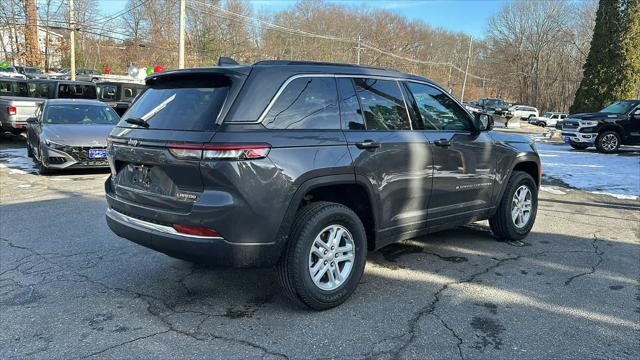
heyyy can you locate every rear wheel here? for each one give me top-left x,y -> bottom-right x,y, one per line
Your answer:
595,130 -> 620,153
490,171 -> 537,241
539,121 -> 546,127
278,202 -> 367,310
570,142 -> 589,150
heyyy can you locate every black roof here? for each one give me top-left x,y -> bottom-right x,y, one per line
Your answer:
28,79 -> 95,86
148,59 -> 430,83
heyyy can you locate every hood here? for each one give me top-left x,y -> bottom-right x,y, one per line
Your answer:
568,112 -> 624,121
489,131 -> 531,144
42,124 -> 114,147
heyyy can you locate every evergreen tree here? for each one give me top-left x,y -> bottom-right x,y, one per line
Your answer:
571,0 -> 640,113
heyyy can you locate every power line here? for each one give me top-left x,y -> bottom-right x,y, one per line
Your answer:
187,0 -> 495,82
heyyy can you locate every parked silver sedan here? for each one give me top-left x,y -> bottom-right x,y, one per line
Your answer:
26,99 -> 119,174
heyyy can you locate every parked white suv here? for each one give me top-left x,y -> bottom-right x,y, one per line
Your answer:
510,105 -> 539,120
528,112 -> 567,128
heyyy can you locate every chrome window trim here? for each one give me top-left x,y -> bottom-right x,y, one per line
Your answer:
228,73 -> 434,125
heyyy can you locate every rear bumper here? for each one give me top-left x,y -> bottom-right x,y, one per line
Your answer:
105,204 -> 281,268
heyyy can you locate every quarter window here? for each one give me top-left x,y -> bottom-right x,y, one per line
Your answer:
337,78 -> 365,130
353,78 -> 410,130
263,77 -> 339,129
406,82 -> 473,131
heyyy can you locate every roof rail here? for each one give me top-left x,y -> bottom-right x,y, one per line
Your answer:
252,60 -> 392,72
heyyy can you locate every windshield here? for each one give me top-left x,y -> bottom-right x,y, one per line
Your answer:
25,68 -> 41,74
120,76 -> 230,130
57,83 -> 97,99
485,99 -> 507,107
543,112 -> 552,117
600,101 -> 638,114
44,104 -> 119,125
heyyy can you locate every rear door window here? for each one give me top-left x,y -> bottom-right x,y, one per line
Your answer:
353,78 -> 411,130
262,77 -> 339,129
0,81 -> 29,96
119,76 -> 229,131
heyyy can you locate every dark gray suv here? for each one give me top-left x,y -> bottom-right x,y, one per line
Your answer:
105,61 -> 540,309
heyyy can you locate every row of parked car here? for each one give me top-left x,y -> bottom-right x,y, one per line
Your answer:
0,65 -> 108,82
0,77 -> 143,135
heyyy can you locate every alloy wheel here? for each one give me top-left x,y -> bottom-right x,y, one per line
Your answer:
601,134 -> 618,152
511,185 -> 532,228
308,224 -> 355,291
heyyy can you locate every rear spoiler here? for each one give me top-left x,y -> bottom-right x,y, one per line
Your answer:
145,66 -> 251,85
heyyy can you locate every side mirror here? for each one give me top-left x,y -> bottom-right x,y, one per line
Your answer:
633,109 -> 640,120
26,117 -> 38,124
476,113 -> 494,131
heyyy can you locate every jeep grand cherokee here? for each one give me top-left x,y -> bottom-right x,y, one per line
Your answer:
104,60 -> 541,310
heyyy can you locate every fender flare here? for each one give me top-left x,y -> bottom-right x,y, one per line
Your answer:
271,173 -> 381,253
494,153 -> 541,209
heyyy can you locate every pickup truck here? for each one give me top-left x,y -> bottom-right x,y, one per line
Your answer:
562,100 -> 640,153
0,78 -> 39,134
528,112 -> 567,128
96,81 -> 144,116
1,79 -> 97,133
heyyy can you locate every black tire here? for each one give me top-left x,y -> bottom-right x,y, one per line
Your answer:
539,122 -> 546,127
27,141 -> 34,157
489,171 -> 538,241
36,145 -> 51,175
595,130 -> 620,153
277,201 -> 367,310
569,142 -> 589,150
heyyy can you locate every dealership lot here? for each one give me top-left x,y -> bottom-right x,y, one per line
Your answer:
1,135 -> 639,359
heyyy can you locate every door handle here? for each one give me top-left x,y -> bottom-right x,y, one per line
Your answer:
434,139 -> 452,147
355,140 -> 381,150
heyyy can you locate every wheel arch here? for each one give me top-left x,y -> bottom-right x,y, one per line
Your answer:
274,175 -> 379,253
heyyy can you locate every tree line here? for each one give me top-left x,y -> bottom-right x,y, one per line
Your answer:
3,0 -> 635,113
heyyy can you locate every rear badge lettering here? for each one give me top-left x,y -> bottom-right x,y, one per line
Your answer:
176,192 -> 198,201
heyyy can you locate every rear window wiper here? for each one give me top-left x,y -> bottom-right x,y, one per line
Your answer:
125,117 -> 150,128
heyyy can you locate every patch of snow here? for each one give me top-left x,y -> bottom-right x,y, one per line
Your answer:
0,148 -> 37,174
540,186 -> 567,195
589,192 -> 638,200
538,143 -> 640,199
17,184 -> 32,188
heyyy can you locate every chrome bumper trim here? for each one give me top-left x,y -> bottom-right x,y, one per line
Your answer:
106,208 -> 224,240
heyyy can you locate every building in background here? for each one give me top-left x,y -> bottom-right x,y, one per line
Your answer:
0,25 -> 65,69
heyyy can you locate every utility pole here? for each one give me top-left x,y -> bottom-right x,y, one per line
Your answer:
460,36 -> 473,102
356,35 -> 362,65
69,0 -> 76,80
24,0 -> 41,66
178,0 -> 186,68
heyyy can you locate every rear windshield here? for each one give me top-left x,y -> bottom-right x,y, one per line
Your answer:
44,104 -> 119,125
0,81 -> 29,97
57,83 -> 97,99
119,76 -> 230,130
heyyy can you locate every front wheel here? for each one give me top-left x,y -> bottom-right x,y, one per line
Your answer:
278,202 -> 367,310
595,131 -> 620,153
489,171 -> 538,241
539,122 -> 546,127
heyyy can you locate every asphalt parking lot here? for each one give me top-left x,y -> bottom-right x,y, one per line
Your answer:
1,134 -> 639,359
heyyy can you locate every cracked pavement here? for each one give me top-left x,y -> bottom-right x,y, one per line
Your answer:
1,136 -> 639,359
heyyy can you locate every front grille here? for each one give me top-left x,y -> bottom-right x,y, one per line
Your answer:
563,120 -> 579,130
61,146 -> 107,163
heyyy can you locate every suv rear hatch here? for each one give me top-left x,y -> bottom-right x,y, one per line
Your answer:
107,69 -> 248,212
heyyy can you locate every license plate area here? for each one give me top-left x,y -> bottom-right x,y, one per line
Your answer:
116,163 -> 175,196
88,149 -> 107,158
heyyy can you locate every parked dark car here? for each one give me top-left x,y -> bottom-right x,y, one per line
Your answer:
477,98 -> 513,119
562,100 -> 640,153
27,79 -> 98,100
15,66 -> 45,79
26,99 -> 119,174
96,81 -> 144,116
104,60 -> 540,309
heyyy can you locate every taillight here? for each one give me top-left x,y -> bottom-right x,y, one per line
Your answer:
172,224 -> 221,238
7,106 -> 16,115
168,144 -> 271,160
